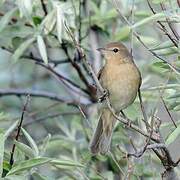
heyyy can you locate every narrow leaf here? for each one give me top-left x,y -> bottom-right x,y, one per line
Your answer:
166,124 -> 180,145
0,7 -> 17,33
132,13 -> 166,29
56,6 -> 63,43
37,35 -> 48,64
21,128 -> 39,157
14,141 -> 35,158
51,159 -> 84,168
4,120 -> 19,140
7,157 -> 50,175
0,131 -> 5,177
12,37 -> 35,62
41,10 -> 56,34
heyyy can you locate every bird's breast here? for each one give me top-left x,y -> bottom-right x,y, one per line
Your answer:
100,62 -> 141,111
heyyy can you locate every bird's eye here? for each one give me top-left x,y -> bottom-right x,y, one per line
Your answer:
113,48 -> 119,53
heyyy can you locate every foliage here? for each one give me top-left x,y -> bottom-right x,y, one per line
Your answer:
0,0 -> 180,179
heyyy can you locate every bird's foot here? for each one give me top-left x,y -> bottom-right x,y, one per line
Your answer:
98,89 -> 109,103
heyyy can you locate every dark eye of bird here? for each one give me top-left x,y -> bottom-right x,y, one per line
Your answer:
113,48 -> 119,53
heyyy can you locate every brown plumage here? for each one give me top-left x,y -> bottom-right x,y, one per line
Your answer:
90,42 -> 141,155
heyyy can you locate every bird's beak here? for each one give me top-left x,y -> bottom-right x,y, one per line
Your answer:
96,47 -> 106,51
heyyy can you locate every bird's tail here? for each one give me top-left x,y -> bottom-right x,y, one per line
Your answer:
89,108 -> 116,155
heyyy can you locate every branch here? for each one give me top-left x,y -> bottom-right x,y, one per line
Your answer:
126,143 -> 166,158
112,0 -> 180,74
24,111 -> 79,126
160,96 -> 177,128
9,95 -> 30,166
40,0 -> 48,16
160,3 -> 179,40
0,89 -> 81,106
1,46 -> 70,66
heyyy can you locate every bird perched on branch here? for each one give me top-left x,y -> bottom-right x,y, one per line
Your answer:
90,42 -> 141,155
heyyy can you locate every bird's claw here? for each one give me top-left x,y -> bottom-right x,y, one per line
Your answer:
98,89 -> 109,102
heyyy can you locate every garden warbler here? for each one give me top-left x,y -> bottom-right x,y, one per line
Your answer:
90,42 -> 141,154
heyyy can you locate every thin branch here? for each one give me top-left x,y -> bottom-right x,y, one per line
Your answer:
35,61 -> 90,96
1,46 -> 70,66
160,2 -> 179,40
160,96 -> 177,128
40,0 -> 48,16
9,95 -> 30,166
0,89 -> 81,106
24,111 -> 79,126
60,43 -> 95,100
177,0 -> 180,7
127,143 -> 165,158
113,0 -> 180,74
138,89 -> 150,130
147,0 -> 179,45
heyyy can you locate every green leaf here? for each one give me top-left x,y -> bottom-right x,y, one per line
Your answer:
7,157 -> 50,175
40,134 -> 51,156
50,159 -> 84,168
37,35 -> 48,64
56,6 -> 63,43
168,93 -> 180,99
32,16 -> 42,26
132,13 -> 166,29
166,124 -> 180,145
41,10 -> 56,35
152,62 -> 169,69
0,7 -> 17,33
150,40 -> 175,51
21,128 -> 39,157
31,172 -> 49,180
11,37 -> 35,62
113,26 -> 130,41
14,141 -> 35,158
4,174 -> 27,180
4,120 -> 19,140
17,0 -> 33,18
0,131 -> 5,177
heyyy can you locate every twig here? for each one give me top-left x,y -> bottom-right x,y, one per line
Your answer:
138,89 -> 150,130
1,46 -> 70,66
127,143 -> 166,158
78,0 -> 83,44
160,96 -> 177,128
127,117 -> 154,158
147,0 -> 179,46
60,43 -> 95,100
40,0 -> 48,16
109,152 -> 125,176
177,0 -> 180,7
36,61 -> 89,95
78,105 -> 93,129
24,111 -> 79,126
0,88 -> 81,106
9,95 -> 30,166
113,0 -> 180,74
160,3 -> 179,40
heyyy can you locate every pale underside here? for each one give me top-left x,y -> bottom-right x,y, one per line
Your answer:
100,61 -> 141,112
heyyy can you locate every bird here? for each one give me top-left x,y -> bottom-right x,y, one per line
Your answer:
89,42 -> 141,155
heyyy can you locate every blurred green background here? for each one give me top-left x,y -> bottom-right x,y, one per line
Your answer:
0,0 -> 180,179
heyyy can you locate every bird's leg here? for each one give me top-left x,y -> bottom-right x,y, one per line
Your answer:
120,111 -> 132,127
120,110 -> 126,118
98,89 -> 109,103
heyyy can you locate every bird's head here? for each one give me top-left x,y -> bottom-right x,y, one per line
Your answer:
97,42 -> 132,63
